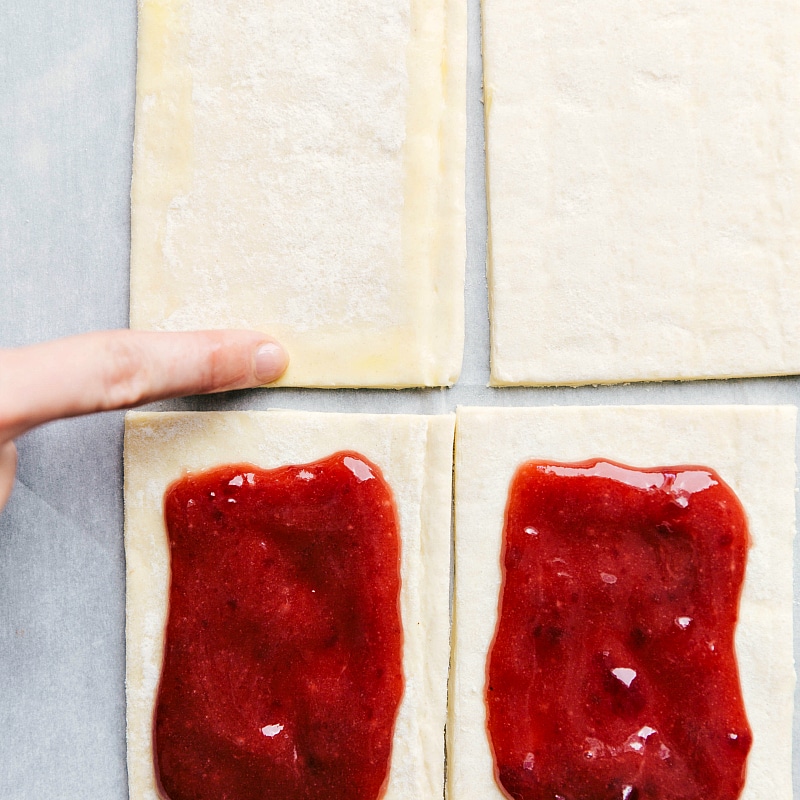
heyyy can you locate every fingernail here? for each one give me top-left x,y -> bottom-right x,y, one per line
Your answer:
254,342 -> 288,383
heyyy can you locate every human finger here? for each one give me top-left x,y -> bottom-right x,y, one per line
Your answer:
0,441 -> 17,511
0,330 -> 288,442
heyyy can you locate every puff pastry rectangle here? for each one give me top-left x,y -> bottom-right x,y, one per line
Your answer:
484,1 -> 800,385
449,405 -> 795,800
130,0 -> 466,387
124,410 -> 454,799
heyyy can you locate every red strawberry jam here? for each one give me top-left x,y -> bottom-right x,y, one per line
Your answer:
487,460 -> 751,800
155,453 -> 403,800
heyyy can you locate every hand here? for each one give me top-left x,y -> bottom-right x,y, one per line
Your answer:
0,329 -> 288,511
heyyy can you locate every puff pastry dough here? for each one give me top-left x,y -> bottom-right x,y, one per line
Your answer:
130,0 -> 466,387
484,0 -> 800,385
124,410 -> 454,799
449,405 -> 795,800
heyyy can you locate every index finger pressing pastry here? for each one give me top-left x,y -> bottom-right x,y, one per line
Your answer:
124,410 -> 454,799
130,0 -> 466,388
450,406 -> 795,800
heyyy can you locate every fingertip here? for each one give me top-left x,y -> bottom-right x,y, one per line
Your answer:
254,341 -> 289,384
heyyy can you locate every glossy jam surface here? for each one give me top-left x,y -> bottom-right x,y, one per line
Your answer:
487,460 -> 752,800
155,453 -> 403,800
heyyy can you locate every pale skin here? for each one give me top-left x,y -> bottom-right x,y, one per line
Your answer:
0,329 -> 288,512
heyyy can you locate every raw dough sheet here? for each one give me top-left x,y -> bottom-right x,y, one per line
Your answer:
450,405 -> 795,800
484,0 -> 800,386
124,410 -> 454,799
130,0 -> 466,387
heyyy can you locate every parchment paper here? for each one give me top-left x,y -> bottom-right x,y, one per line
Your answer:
0,0 -> 797,796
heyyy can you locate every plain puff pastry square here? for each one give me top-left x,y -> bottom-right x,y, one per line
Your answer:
449,405 -> 795,800
484,0 -> 800,386
129,0 -> 466,388
124,410 -> 454,799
